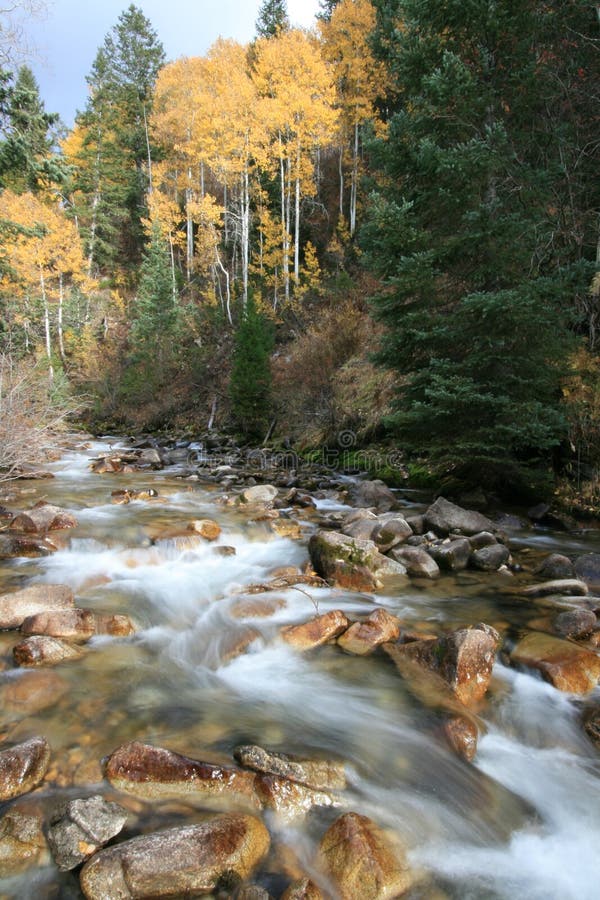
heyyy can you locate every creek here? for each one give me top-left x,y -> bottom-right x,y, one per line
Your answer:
1,439 -> 599,899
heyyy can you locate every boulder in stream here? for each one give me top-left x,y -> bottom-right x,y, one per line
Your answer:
79,813 -> 270,900
233,744 -> 346,791
337,609 -> 402,656
13,635 -> 84,667
520,579 -> 589,598
509,631 -> 600,693
0,737 -> 51,801
345,480 -> 398,513
280,610 -> 350,652
9,502 -> 78,533
254,774 -> 336,821
21,608 -> 136,642
308,530 -> 407,592
0,809 -> 47,875
470,543 -> 510,571
281,879 -> 324,900
387,545 -> 440,579
427,537 -> 471,572
104,741 -> 261,810
535,554 -> 575,580
47,795 -> 128,870
574,553 -> 600,591
424,496 -> 498,537
0,583 -> 75,629
318,812 -> 415,899
553,609 -> 597,640
384,625 -> 500,707
187,518 -> 221,540
442,715 -> 479,762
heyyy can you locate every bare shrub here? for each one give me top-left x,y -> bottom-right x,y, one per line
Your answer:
0,353 -> 79,482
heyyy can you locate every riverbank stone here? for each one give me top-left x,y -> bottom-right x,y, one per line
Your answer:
0,737 -> 50,801
308,530 -> 407,591
0,809 -> 47,875
9,503 -> 78,533
345,480 -> 398,513
79,813 -> 270,899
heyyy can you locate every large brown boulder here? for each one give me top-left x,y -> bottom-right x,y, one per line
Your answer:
319,812 -> 415,899
0,533 -> 57,559
9,503 -> 78,533
510,632 -> 600,693
387,546 -> 440,579
384,625 -> 500,707
0,737 -> 51,801
308,531 -> 406,592
0,583 -> 75,630
234,745 -> 346,791
79,813 -> 270,899
424,497 -> 497,537
21,608 -> 136,642
280,610 -> 350,652
337,609 -> 401,656
104,741 -> 260,810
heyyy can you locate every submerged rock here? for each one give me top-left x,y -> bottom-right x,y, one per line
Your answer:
280,610 -> 350,652
521,579 -> 589,598
442,716 -> 479,762
104,741 -> 260,810
79,813 -> 270,899
0,583 -> 75,630
0,670 -> 68,718
0,809 -> 47,875
0,533 -> 57,559
187,518 -> 221,540
574,553 -> 600,591
337,609 -> 401,656
241,485 -> 278,505
13,635 -> 84,667
509,632 -> 600,693
233,745 -> 346,791
319,812 -> 415,899
254,774 -> 335,820
387,545 -> 440,579
47,795 -> 128,870
281,879 -> 324,900
0,737 -> 51,801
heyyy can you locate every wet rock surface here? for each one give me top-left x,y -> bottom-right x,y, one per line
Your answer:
337,608 -> 402,655
0,583 -> 75,629
48,795 -> 128,870
79,813 -> 270,899
13,635 -> 84,667
0,737 -> 51,801
233,744 -> 346,791
0,809 -> 47,875
280,610 -> 351,651
104,741 -> 261,810
509,631 -> 600,693
319,812 -> 415,899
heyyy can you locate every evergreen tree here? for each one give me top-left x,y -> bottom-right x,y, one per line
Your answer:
71,4 -> 165,275
255,0 -> 290,38
363,0 -> 598,495
317,0 -> 341,22
229,297 -> 274,441
0,65 -> 64,193
125,222 -> 179,399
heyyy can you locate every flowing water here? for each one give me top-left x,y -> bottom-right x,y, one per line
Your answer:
1,440 -> 599,899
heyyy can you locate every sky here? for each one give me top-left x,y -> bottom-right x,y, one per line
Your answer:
17,0 -> 321,128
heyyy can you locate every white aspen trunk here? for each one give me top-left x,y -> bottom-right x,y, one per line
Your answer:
215,247 -> 233,326
350,122 -> 359,237
57,272 -> 66,364
87,119 -> 103,278
200,161 -> 205,198
339,146 -> 345,216
169,232 -> 177,302
241,166 -> 250,308
186,167 -> 194,282
40,270 -> 54,382
280,137 -> 290,305
294,151 -> 301,287
223,182 -> 228,245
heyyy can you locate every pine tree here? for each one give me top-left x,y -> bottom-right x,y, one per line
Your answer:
229,296 -> 274,440
364,0 -> 598,496
317,0 -> 340,22
255,0 -> 290,39
0,66 -> 64,193
69,4 -> 165,276
125,222 -> 179,398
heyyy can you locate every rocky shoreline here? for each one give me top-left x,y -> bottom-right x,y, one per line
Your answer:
0,435 -> 599,897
